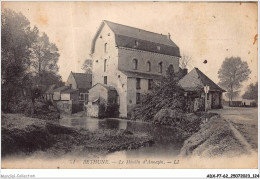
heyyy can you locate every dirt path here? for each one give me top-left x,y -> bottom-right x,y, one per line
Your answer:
210,106 -> 257,153
225,119 -> 253,154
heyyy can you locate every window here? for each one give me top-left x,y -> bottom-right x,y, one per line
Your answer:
158,62 -> 162,73
132,59 -> 138,70
168,64 -> 174,73
207,93 -> 210,100
104,76 -> 107,84
147,61 -> 151,72
80,93 -> 89,101
136,78 -> 141,89
104,59 -> 107,72
136,93 -> 141,104
157,46 -> 160,51
148,79 -> 153,90
104,43 -> 107,53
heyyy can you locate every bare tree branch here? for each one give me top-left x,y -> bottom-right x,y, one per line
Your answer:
179,54 -> 192,69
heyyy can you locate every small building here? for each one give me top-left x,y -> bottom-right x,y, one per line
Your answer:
56,88 -> 80,114
53,87 -> 80,114
53,86 -> 71,101
49,72 -> 92,115
43,84 -> 57,102
66,72 -> 92,103
52,86 -> 80,114
178,67 -> 225,112
87,83 -> 118,117
242,99 -> 257,107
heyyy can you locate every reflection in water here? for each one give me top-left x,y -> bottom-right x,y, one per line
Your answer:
118,120 -> 127,130
59,117 -> 183,158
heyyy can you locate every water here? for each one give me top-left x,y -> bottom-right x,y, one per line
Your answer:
60,117 -> 184,158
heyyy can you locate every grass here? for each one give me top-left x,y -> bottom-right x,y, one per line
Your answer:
1,113 -> 153,157
230,120 -> 258,150
180,116 -> 248,157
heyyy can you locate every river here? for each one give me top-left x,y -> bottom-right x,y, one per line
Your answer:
60,117 -> 184,159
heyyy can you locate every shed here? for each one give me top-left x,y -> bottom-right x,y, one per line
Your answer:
178,67 -> 225,112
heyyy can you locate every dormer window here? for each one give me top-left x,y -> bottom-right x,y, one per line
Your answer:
147,61 -> 151,72
132,58 -> 138,70
104,43 -> 107,53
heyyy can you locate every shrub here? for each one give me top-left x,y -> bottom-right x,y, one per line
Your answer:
9,99 -> 32,115
131,66 -> 186,122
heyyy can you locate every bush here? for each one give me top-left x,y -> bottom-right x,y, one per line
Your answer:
153,108 -> 184,125
9,99 -> 32,115
131,66 -> 186,122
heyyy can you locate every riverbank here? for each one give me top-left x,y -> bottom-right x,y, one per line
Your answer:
1,113 -> 153,157
180,115 -> 252,157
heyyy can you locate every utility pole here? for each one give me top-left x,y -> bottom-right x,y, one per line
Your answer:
204,85 -> 210,112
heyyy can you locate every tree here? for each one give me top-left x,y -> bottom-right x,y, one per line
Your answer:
81,59 -> 93,74
1,9 -> 35,111
242,82 -> 258,101
1,9 -> 62,113
218,57 -> 251,105
179,54 -> 192,69
131,65 -> 185,122
30,31 -> 60,86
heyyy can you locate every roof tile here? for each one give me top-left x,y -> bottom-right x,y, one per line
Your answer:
178,68 -> 225,92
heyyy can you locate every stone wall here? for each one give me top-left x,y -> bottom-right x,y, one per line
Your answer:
91,23 -> 128,117
87,102 -> 99,118
56,100 -> 73,114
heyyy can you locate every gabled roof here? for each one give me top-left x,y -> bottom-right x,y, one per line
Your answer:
91,20 -> 180,57
121,71 -> 163,80
53,86 -> 71,92
71,72 -> 92,89
178,68 -> 225,92
45,84 -> 57,94
62,89 -> 79,94
90,83 -> 116,91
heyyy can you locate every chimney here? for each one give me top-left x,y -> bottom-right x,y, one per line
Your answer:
183,68 -> 188,76
167,33 -> 171,40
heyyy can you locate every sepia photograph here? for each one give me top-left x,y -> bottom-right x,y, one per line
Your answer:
1,1 -> 258,171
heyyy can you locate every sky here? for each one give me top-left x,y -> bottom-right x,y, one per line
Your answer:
2,2 -> 258,97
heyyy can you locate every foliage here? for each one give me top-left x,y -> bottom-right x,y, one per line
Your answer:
1,9 -> 35,112
131,65 -> 186,122
242,82 -> 258,100
81,59 -> 93,74
30,30 -> 60,85
9,99 -> 33,115
218,57 -> 251,104
1,9 -> 62,113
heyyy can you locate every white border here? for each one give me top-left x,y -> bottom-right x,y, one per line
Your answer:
0,0 -> 259,178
